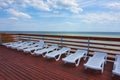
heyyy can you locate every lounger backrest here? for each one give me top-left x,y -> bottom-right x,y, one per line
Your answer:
48,45 -> 58,50
18,41 -> 22,43
12,41 -> 22,45
116,55 -> 120,62
32,41 -> 43,46
26,41 -> 34,45
58,47 -> 71,53
13,41 -> 22,44
93,52 -> 107,60
38,40 -> 44,47
76,50 -> 88,54
73,50 -> 88,57
18,41 -> 28,45
30,42 -> 38,47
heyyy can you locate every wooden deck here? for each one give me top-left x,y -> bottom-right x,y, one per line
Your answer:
0,46 -> 119,80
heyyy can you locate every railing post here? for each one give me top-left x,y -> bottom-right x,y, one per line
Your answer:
60,35 -> 63,47
88,37 -> 90,54
40,34 -> 44,41
27,36 -> 31,41
18,34 -> 21,41
0,34 -> 2,45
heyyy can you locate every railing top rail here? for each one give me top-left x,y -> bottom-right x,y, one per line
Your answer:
1,33 -> 120,41
3,33 -> 119,40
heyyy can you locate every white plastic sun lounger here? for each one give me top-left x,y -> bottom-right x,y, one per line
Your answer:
23,40 -> 44,53
84,52 -> 107,73
62,49 -> 88,67
22,42 -> 40,52
10,41 -> 30,49
31,45 -> 58,57
45,47 -> 71,61
112,55 -> 120,76
4,42 -> 17,47
2,42 -> 13,46
8,41 -> 26,48
16,41 -> 34,50
4,41 -> 22,48
2,41 -> 22,47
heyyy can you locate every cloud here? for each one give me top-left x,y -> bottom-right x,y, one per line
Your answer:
106,2 -> 120,9
8,17 -> 18,20
0,1 -> 8,7
24,0 -> 83,13
47,0 -> 83,13
74,12 -> 120,23
65,21 -> 73,24
1,0 -> 83,15
6,0 -> 15,4
70,6 -> 83,13
7,8 -> 31,19
24,0 -> 50,11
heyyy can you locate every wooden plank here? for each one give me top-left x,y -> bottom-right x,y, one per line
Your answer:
89,46 -> 120,52
90,42 -> 120,47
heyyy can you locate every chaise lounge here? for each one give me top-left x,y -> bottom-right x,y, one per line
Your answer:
84,52 -> 107,73
45,47 -> 71,61
23,40 -> 44,53
31,45 -> 58,57
62,49 -> 88,67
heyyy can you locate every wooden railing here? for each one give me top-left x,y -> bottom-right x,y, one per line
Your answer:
1,33 -> 120,60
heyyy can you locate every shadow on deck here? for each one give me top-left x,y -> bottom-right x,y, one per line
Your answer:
0,46 -> 119,80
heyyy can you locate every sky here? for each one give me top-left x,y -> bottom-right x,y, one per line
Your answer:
0,0 -> 120,32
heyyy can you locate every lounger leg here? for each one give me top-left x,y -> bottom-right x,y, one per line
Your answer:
55,54 -> 61,61
101,69 -> 103,74
104,57 -> 107,64
85,67 -> 87,69
66,51 -> 70,56
75,58 -> 81,67
84,53 -> 87,60
42,54 -> 46,57
112,64 -> 116,77
101,62 -> 104,74
112,74 -> 114,77
42,52 -> 47,57
64,61 -> 67,64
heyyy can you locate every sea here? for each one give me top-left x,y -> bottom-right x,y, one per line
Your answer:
0,31 -> 120,38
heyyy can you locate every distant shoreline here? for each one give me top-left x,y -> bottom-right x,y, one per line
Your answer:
0,31 -> 120,38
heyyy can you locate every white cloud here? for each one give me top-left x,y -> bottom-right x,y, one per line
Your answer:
74,12 -> 120,23
0,2 -> 8,7
24,0 -> 83,13
7,8 -> 31,19
8,17 -> 18,20
6,0 -> 15,4
106,2 -> 120,9
1,0 -> 83,15
70,7 -> 83,13
65,21 -> 73,24
24,0 -> 50,11
48,0 -> 83,13
77,0 -> 98,7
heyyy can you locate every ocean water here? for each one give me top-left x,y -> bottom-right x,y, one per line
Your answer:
0,31 -> 120,38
